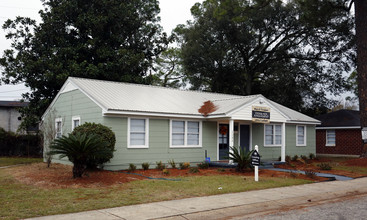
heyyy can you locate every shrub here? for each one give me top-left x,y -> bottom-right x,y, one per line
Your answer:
142,162 -> 150,170
71,122 -> 115,168
197,162 -> 209,169
162,169 -> 170,175
304,170 -> 317,179
291,155 -> 299,161
301,155 -> 307,160
179,162 -> 190,169
317,162 -> 332,170
128,163 -> 136,172
217,168 -> 226,172
49,133 -> 111,178
285,155 -> 291,164
156,161 -> 166,170
168,159 -> 176,169
227,146 -> 252,172
309,153 -> 316,160
189,167 -> 199,173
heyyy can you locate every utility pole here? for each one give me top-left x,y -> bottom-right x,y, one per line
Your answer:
355,0 -> 367,156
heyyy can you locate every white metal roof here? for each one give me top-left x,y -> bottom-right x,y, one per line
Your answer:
43,77 -> 319,123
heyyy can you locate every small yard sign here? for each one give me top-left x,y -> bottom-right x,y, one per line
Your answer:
251,150 -> 260,166
252,145 -> 260,182
252,106 -> 270,123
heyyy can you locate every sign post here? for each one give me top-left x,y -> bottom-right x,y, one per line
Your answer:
251,145 -> 260,182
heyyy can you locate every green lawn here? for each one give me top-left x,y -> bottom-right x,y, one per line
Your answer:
0,157 -> 43,167
0,167 -> 311,220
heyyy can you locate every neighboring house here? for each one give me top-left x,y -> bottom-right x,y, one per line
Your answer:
42,77 -> 319,170
315,109 -> 363,157
0,101 -> 28,133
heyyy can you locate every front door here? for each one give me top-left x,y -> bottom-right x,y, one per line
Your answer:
240,124 -> 250,152
219,124 -> 229,160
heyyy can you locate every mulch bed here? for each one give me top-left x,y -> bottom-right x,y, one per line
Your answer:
4,162 -> 326,189
275,157 -> 367,178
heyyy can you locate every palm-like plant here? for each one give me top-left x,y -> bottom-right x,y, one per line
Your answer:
49,133 -> 113,178
228,146 -> 253,172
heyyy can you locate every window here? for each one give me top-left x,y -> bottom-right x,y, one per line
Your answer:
297,125 -> 306,146
171,120 -> 201,147
264,124 -> 282,146
55,118 -> 62,138
128,118 -> 149,148
326,130 -> 336,146
72,116 -> 81,131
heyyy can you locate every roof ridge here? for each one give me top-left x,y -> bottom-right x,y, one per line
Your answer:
68,76 -> 247,98
212,94 -> 262,102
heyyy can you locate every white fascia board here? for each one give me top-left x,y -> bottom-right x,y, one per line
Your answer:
103,109 -> 228,119
286,121 -> 321,125
41,77 -> 108,121
103,110 -> 206,119
316,126 -> 361,130
226,95 -> 290,121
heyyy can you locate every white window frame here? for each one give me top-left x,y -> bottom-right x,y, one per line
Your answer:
296,125 -> 307,146
264,124 -> 282,147
170,120 -> 202,148
71,116 -> 81,131
127,118 -> 149,149
55,118 -> 62,138
326,129 -> 336,146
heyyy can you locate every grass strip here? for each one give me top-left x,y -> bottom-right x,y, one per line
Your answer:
0,169 -> 310,220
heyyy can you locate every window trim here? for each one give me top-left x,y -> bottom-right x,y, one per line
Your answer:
55,118 -> 62,138
264,124 -> 282,147
296,125 -> 307,147
326,129 -> 336,147
127,118 -> 149,149
71,116 -> 81,131
170,119 -> 202,148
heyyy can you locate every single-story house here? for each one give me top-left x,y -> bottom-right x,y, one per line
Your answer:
0,100 -> 28,133
315,109 -> 363,157
42,77 -> 319,170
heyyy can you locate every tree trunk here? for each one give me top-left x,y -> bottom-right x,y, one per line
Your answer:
72,162 -> 86,178
355,0 -> 367,156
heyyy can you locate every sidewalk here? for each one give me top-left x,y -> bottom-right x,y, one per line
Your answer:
28,177 -> 367,220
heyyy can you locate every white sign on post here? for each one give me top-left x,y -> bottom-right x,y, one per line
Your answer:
251,145 -> 260,182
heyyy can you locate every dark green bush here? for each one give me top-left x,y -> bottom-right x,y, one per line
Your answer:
168,159 -> 176,168
142,162 -> 150,170
50,133 -> 111,178
197,162 -> 209,169
72,122 -> 115,168
227,146 -> 252,172
0,127 -> 42,157
291,155 -> 299,161
179,162 -> 190,169
309,153 -> 316,160
317,162 -> 332,170
285,155 -> 291,164
128,163 -> 136,172
156,161 -> 166,170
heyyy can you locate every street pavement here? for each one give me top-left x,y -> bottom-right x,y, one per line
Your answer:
27,177 -> 367,220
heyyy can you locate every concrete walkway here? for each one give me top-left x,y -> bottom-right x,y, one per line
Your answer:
28,177 -> 367,220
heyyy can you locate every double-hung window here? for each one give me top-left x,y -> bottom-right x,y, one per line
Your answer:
264,124 -> 282,146
296,125 -> 306,146
72,116 -> 81,131
171,120 -> 201,147
326,130 -> 336,146
128,118 -> 149,148
55,118 -> 62,138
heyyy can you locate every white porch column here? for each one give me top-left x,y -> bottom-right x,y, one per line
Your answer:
229,119 -> 234,164
281,122 -> 286,162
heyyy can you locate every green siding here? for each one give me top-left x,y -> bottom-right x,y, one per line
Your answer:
104,119 -> 218,170
251,123 -> 316,160
285,124 -> 316,157
43,89 -> 103,164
